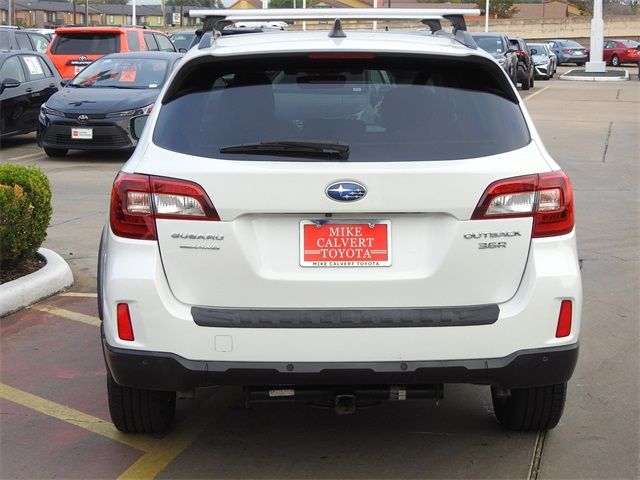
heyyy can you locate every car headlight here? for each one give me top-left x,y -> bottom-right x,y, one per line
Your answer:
106,104 -> 154,118
535,60 -> 549,66
41,104 -> 65,117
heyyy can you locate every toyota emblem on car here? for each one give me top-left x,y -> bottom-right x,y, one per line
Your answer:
78,55 -> 88,62
77,114 -> 89,125
326,181 -> 367,202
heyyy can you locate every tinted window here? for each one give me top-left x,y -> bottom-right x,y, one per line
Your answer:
15,33 -> 32,50
36,57 -> 55,77
154,55 -> 530,162
0,31 -> 12,50
52,34 -> 120,54
21,55 -> 48,81
127,31 -> 141,51
144,33 -> 158,51
154,34 -> 175,52
28,33 -> 49,52
0,56 -> 26,82
621,40 -> 639,48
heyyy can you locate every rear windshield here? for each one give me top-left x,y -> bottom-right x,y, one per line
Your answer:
620,40 -> 639,48
560,40 -> 583,48
52,33 -> 120,55
472,35 -> 504,54
170,33 -> 194,50
153,55 -> 530,162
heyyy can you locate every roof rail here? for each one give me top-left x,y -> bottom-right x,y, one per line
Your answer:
190,8 -> 481,47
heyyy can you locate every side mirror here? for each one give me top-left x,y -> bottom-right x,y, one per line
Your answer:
178,47 -> 188,53
0,77 -> 21,94
131,115 -> 149,140
60,79 -> 71,87
530,48 -> 537,55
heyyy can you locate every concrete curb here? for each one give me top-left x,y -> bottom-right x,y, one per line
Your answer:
0,248 -> 74,317
560,70 -> 630,82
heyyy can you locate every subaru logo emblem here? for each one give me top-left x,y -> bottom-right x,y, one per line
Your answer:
78,55 -> 87,62
77,114 -> 89,125
326,181 -> 367,202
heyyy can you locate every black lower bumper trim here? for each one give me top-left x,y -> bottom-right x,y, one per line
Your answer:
191,305 -> 499,328
103,335 -> 579,392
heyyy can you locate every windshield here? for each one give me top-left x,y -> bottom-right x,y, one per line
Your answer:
529,44 -> 547,54
472,36 -> 504,54
170,33 -> 194,50
53,33 -> 119,54
70,57 -> 170,89
154,55 -> 529,162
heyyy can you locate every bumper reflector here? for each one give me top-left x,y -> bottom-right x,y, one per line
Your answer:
556,300 -> 572,338
117,303 -> 135,341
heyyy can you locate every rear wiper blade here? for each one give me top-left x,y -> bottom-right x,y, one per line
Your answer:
219,140 -> 350,160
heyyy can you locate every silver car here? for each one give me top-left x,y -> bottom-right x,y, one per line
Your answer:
529,42 -> 557,80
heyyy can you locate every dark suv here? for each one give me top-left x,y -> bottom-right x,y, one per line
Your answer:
509,37 -> 534,90
0,26 -> 50,53
470,32 -> 518,85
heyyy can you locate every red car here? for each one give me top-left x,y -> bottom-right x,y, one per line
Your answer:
603,39 -> 640,67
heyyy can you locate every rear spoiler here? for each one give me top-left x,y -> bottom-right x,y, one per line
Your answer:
189,8 -> 482,49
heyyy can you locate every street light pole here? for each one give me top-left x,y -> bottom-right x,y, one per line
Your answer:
485,0 -> 489,32
132,0 -> 136,26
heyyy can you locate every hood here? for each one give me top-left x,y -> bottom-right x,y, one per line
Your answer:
531,53 -> 548,63
46,87 -> 160,115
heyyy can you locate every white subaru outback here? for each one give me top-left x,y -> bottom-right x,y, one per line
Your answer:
99,9 -> 581,433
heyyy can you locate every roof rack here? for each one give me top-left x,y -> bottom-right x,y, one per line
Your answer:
190,8 -> 482,49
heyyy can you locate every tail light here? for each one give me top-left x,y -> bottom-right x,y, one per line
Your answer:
110,172 -> 219,240
471,171 -> 574,238
627,48 -> 638,55
562,48 -> 573,53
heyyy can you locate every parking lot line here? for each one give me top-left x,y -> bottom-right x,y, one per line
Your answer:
59,292 -> 98,298
29,304 -> 101,327
0,383 -> 155,452
524,86 -> 551,102
7,152 -> 47,161
118,394 -> 221,480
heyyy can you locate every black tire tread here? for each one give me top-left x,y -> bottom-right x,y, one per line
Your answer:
492,383 -> 566,431
107,373 -> 176,433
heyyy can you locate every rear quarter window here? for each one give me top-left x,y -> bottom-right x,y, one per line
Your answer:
52,33 -> 120,54
126,31 -> 141,51
154,54 -> 530,162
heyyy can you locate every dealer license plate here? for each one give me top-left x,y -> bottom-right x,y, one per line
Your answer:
300,220 -> 391,267
71,128 -> 92,140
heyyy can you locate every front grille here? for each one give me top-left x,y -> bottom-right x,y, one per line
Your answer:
43,123 -> 131,147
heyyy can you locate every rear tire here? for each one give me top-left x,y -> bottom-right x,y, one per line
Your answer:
44,147 -> 68,157
521,78 -> 530,90
529,74 -> 535,88
107,372 -> 176,433
492,383 -> 567,431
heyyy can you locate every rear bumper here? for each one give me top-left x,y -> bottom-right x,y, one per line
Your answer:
103,332 -> 579,391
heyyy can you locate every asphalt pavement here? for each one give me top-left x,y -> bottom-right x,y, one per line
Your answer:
0,69 -> 638,479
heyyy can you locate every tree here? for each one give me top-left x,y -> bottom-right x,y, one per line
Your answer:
268,0 -> 294,7
475,0 -> 519,18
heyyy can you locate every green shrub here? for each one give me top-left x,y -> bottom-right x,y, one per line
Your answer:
0,164 -> 52,268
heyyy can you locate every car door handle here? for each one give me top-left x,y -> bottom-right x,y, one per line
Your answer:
26,88 -> 33,93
